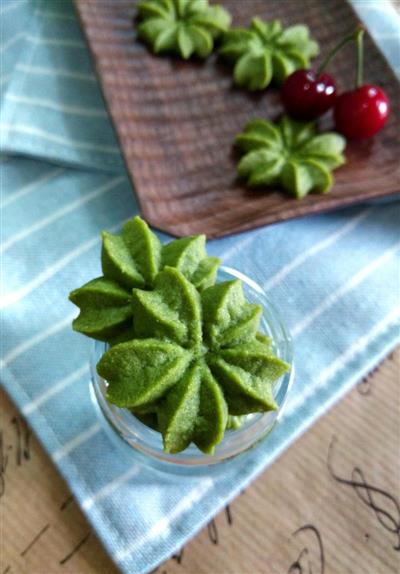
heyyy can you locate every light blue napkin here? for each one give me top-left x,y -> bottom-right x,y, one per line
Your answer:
1,2 -> 399,574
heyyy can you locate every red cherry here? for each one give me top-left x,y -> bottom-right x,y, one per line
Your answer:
334,85 -> 390,139
282,69 -> 337,120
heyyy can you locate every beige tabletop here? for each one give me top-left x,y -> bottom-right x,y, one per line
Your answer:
1,349 -> 399,574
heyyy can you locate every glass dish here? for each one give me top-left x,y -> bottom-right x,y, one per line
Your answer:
90,266 -> 294,473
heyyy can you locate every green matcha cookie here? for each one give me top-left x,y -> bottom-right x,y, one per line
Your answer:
235,115 -> 346,198
220,18 -> 319,90
97,268 -> 290,454
69,216 -> 220,343
137,0 -> 231,59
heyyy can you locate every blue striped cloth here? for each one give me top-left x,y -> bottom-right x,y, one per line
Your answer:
1,1 -> 399,573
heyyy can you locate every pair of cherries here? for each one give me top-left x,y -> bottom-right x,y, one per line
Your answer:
282,27 -> 390,139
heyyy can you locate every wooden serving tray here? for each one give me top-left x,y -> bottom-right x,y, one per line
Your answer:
75,0 -> 399,238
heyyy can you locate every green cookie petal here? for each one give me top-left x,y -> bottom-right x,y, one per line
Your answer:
234,130 -> 279,153
251,17 -> 278,42
177,26 -> 194,59
219,304 -> 262,347
247,158 -> 283,187
281,161 -> 314,198
277,24 -> 310,47
243,119 -> 283,146
302,159 -> 333,193
122,216 -> 162,285
162,234 -> 206,278
208,340 -> 289,415
234,51 -> 272,91
137,18 -> 167,47
207,356 -> 278,415
132,267 -> 202,347
283,50 -> 309,70
290,121 -> 317,147
101,232 -> 145,289
271,52 -> 296,85
279,114 -> 297,148
137,0 -> 172,20
187,0 -> 207,14
298,133 -> 346,157
298,133 -> 346,170
218,341 -> 289,377
70,277 -> 132,341
98,339 -> 192,407
191,256 -> 220,291
237,149 -> 281,178
202,280 -> 261,348
173,0 -> 187,18
189,5 -> 231,37
159,364 -> 201,453
194,366 -> 228,454
187,25 -> 213,58
219,29 -> 255,61
154,24 -> 179,54
162,235 -> 219,290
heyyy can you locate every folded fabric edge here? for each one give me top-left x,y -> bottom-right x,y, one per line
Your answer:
0,146 -> 125,176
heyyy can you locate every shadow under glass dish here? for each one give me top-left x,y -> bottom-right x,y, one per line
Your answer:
90,266 -> 294,472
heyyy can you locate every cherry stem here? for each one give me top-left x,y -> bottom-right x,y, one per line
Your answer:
316,25 -> 365,77
356,27 -> 365,88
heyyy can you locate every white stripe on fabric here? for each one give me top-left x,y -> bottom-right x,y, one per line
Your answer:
16,63 -> 96,82
6,93 -> 108,118
1,123 -> 121,154
284,306 -> 400,418
26,35 -> 85,48
35,9 -> 77,21
1,0 -> 27,16
1,312 -> 76,367
292,241 -> 400,337
222,233 -> 259,263
1,176 -> 124,254
115,478 -> 214,563
0,218 -> 127,309
2,167 -> 65,208
22,364 -> 89,415
0,74 -> 11,87
0,32 -> 24,53
264,209 -> 373,291
52,423 -> 102,462
82,465 -> 141,511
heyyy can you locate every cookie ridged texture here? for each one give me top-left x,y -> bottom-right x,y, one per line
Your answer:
69,216 -> 220,343
98,268 -> 290,454
137,0 -> 231,59
235,115 -> 346,198
220,17 -> 319,91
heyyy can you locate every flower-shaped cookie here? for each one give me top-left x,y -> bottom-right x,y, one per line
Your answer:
97,268 -> 290,454
137,0 -> 231,59
220,18 -> 319,90
69,216 -> 220,344
235,115 -> 346,198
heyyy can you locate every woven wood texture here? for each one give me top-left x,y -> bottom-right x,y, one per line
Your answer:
75,0 -> 400,238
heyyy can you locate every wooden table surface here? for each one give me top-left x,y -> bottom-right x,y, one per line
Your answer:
1,349 -> 399,574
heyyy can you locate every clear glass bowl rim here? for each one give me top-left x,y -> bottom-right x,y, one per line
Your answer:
90,265 -> 294,470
